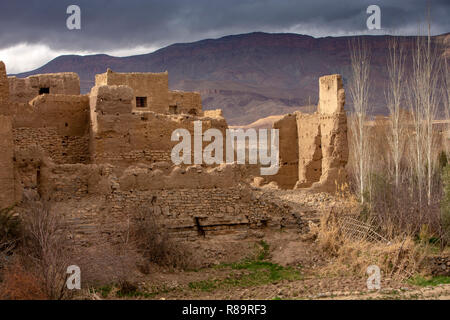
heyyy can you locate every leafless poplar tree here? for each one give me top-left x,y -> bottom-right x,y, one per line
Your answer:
444,57 -> 450,156
348,38 -> 371,203
409,20 -> 442,206
385,37 -> 406,188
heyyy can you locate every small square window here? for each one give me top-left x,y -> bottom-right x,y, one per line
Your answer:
39,87 -> 50,95
136,97 -> 147,108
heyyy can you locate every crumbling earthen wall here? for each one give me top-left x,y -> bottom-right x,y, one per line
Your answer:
310,75 -> 348,192
168,90 -> 203,115
0,115 -> 15,209
269,114 -> 298,189
12,94 -> 90,164
8,73 -> 80,104
0,60 -> 350,247
296,113 -> 322,188
95,69 -> 169,113
40,163 -> 296,243
271,74 -> 348,191
89,84 -> 227,166
204,109 -> 224,118
0,62 -> 9,106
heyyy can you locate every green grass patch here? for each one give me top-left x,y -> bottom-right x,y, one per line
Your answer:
188,241 -> 302,292
188,265 -> 302,292
116,290 -> 158,298
97,285 -> 113,298
408,275 -> 450,287
257,240 -> 270,260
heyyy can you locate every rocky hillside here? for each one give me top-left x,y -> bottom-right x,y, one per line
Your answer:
13,32 -> 449,125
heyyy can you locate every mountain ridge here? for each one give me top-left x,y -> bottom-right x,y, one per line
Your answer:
10,32 -> 450,125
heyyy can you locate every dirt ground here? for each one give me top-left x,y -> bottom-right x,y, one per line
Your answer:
83,190 -> 450,301
84,231 -> 449,300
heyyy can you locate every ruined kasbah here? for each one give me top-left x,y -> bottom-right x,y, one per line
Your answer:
0,59 -> 348,245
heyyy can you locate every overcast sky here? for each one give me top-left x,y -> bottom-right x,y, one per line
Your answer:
0,0 -> 449,73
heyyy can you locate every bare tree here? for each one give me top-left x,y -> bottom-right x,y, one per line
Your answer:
385,37 -> 407,188
444,57 -> 450,156
409,19 -> 442,206
348,38 -> 372,203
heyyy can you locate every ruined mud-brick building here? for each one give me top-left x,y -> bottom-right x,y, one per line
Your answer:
0,60 -> 348,247
269,74 -> 349,191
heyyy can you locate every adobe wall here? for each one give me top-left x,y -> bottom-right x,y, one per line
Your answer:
1,61 -> 303,248
0,62 -> 9,106
89,85 -> 228,166
0,115 -> 15,209
12,94 -> 90,164
168,90 -> 203,115
8,73 -> 80,104
296,113 -> 322,188
318,75 -> 344,115
39,163 -> 297,243
312,75 -> 348,191
95,69 -> 169,113
268,113 -> 298,189
270,74 -> 348,192
204,109 -> 224,118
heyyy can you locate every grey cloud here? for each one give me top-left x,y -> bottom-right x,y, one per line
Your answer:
0,0 -> 448,51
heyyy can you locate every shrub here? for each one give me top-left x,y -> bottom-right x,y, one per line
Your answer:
314,209 -> 426,280
0,206 -> 21,268
19,201 -> 74,300
72,241 -> 140,290
0,257 -> 47,300
130,205 -> 194,270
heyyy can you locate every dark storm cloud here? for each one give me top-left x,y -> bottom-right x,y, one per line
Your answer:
0,0 -> 448,51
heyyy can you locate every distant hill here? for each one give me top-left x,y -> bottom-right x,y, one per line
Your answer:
229,115 -> 285,130
12,32 -> 450,125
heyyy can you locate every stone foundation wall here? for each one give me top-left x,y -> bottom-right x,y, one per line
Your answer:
92,150 -> 172,164
38,162 -> 296,244
13,128 -> 89,164
105,187 -> 291,241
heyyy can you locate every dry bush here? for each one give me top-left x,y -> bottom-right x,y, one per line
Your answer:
0,206 -> 21,270
129,205 -> 195,270
314,209 -> 427,280
0,256 -> 47,300
2,201 -> 143,297
72,241 -> 141,290
19,201 -> 74,300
